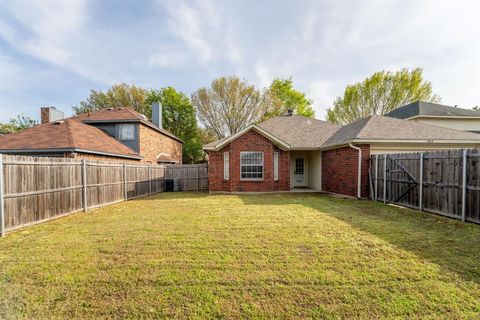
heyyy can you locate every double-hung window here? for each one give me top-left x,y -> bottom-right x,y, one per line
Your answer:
240,151 -> 264,180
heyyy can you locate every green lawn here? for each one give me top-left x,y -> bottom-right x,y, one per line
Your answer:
0,193 -> 479,319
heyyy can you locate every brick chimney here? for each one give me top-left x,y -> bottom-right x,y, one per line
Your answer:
41,107 -> 64,124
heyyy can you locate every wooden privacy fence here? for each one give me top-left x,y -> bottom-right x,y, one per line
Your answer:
0,154 -> 208,235
369,149 -> 480,224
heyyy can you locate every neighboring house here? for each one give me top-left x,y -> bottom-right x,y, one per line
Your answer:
204,111 -> 480,198
386,101 -> 480,133
0,104 -> 183,164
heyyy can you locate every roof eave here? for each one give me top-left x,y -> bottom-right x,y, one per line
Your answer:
354,138 -> 480,144
406,115 -> 480,120
203,125 -> 291,151
0,148 -> 143,160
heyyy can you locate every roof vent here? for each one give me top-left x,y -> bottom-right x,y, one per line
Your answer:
53,120 -> 65,125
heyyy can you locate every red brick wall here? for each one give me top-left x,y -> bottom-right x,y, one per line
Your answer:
41,107 -> 50,124
322,144 -> 370,198
208,130 -> 290,192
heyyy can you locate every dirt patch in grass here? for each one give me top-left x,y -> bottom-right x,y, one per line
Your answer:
0,192 -> 479,319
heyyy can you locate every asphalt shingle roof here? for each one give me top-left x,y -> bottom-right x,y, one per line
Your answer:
258,115 -> 342,148
205,113 -> 480,151
323,115 -> 480,147
386,101 -> 480,119
0,107 -> 183,158
0,118 -> 140,157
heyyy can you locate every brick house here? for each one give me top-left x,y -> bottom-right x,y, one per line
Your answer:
0,104 -> 183,164
204,111 -> 480,197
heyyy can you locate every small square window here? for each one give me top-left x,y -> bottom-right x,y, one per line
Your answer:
118,124 -> 135,140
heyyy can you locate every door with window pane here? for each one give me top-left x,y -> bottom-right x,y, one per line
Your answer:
294,157 -> 306,187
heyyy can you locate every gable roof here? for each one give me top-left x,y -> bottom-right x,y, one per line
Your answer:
203,124 -> 291,151
386,101 -> 480,119
322,115 -> 480,147
75,108 -> 183,143
0,119 -> 142,159
258,115 -> 342,149
204,113 -> 480,152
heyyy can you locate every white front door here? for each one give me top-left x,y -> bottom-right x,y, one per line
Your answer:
293,157 -> 306,187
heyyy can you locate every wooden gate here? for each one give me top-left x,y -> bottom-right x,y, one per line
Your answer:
370,149 -> 480,224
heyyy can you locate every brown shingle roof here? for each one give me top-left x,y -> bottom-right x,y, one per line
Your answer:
0,119 -> 141,158
323,115 -> 480,147
205,114 -> 480,151
258,115 -> 342,149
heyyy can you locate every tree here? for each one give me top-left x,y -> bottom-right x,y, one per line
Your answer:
73,83 -> 150,117
73,84 -> 205,163
146,88 -> 203,163
264,77 -> 315,119
192,76 -> 272,139
326,68 -> 441,124
0,114 -> 38,134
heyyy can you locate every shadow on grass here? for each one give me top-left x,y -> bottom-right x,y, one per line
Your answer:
239,193 -> 480,285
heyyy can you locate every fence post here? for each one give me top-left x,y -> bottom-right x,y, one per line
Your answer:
82,159 -> 87,212
419,153 -> 424,211
123,163 -> 128,201
374,155 -> 378,202
461,149 -> 467,222
0,154 -> 5,237
383,155 -> 387,204
149,164 -> 152,196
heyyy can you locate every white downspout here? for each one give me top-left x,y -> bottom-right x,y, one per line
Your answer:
349,143 -> 362,199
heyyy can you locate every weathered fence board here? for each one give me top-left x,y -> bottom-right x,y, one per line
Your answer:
370,149 -> 480,224
0,155 -> 208,235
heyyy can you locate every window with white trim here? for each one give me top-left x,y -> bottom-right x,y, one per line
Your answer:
240,151 -> 264,180
273,152 -> 279,181
223,152 -> 229,180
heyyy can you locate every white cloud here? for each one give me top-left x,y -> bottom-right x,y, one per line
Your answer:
162,0 -> 216,64
307,80 -> 335,119
0,0 -> 479,123
255,64 -> 271,88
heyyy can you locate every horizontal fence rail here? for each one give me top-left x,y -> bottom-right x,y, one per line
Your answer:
370,149 -> 480,224
0,154 -> 208,235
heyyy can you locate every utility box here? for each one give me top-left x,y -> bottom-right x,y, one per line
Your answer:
165,179 -> 174,192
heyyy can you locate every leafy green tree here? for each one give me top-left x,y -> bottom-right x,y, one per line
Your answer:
326,68 -> 441,124
265,77 -> 315,119
0,114 -> 38,134
73,83 -> 151,117
147,88 -> 203,163
73,84 -> 204,163
192,76 -> 272,139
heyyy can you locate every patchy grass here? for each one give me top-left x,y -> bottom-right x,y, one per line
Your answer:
0,192 -> 479,319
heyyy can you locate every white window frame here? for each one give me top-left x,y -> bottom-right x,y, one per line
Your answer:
223,152 -> 230,180
273,152 -> 279,181
240,151 -> 264,181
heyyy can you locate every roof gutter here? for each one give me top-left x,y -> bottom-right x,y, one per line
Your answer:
349,143 -> 362,199
0,148 -> 143,160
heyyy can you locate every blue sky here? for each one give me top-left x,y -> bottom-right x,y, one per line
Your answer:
0,0 -> 479,123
